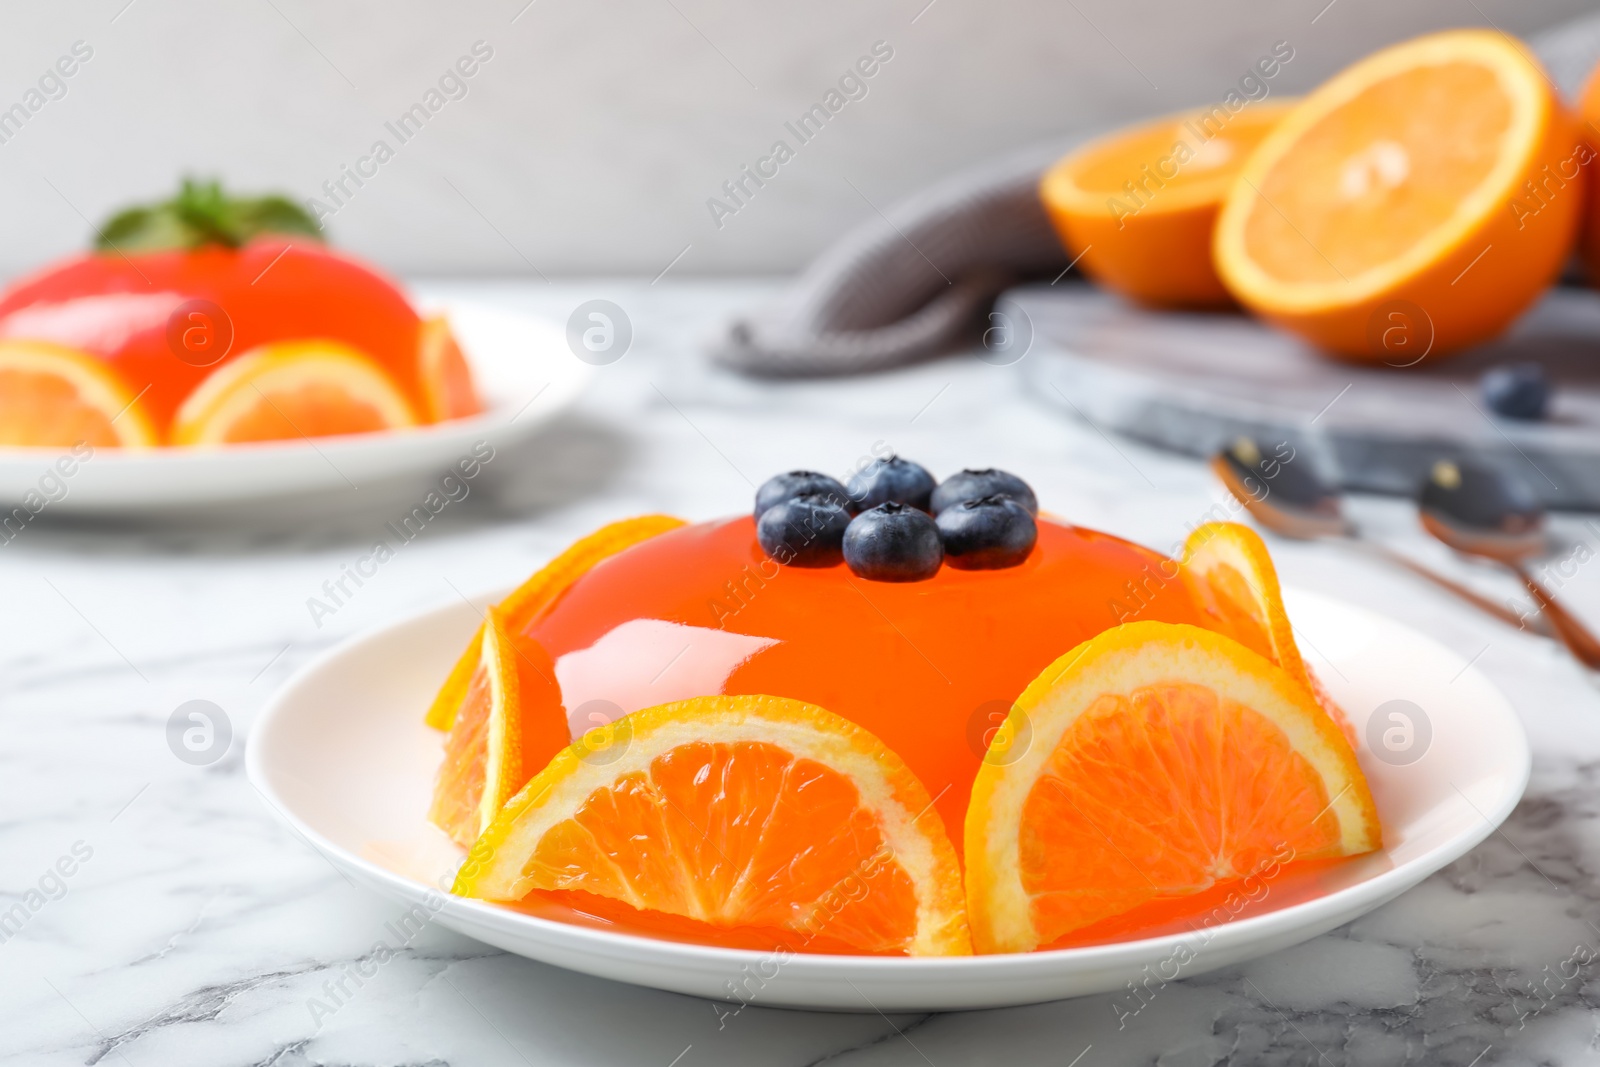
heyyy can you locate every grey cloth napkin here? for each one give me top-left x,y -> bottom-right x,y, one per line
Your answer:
717,13 -> 1600,378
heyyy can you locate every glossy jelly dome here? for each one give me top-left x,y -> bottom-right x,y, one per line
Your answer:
522,514 -> 1206,851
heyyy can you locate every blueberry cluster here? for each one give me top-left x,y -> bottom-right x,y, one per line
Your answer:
753,458 -> 1038,581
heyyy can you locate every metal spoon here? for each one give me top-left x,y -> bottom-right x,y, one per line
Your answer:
1418,458 -> 1600,668
1211,438 -> 1548,636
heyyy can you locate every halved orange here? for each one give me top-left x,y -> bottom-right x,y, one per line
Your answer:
454,695 -> 972,956
417,315 -> 481,424
1574,59 -> 1600,283
429,607 -> 523,847
1214,29 -> 1579,360
0,340 -> 157,448
424,514 -> 688,733
965,621 -> 1380,954
1181,521 -> 1354,743
1041,101 -> 1295,306
170,340 -> 418,445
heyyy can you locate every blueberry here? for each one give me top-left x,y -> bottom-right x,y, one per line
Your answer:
842,502 -> 943,581
757,493 -> 852,567
846,455 -> 936,511
1481,363 -> 1550,421
937,496 -> 1037,569
929,469 -> 1038,516
754,470 -> 853,518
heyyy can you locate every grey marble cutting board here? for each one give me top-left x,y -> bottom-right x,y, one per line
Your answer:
1011,284 -> 1600,510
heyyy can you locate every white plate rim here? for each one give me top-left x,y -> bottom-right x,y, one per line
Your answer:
246,584 -> 1531,1006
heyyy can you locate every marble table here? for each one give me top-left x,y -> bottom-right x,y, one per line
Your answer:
5,280 -> 1600,1067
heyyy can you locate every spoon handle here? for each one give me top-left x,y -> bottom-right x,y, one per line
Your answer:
1510,565 -> 1600,669
1352,539 -> 1551,637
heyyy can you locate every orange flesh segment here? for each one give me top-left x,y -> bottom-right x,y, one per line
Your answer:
417,316 -> 481,423
525,742 -> 920,952
1195,560 -> 1277,661
0,367 -> 125,447
1067,107 -> 1286,205
1020,681 -> 1342,943
429,668 -> 493,845
219,381 -> 394,441
0,342 -> 156,447
1243,63 -> 1511,284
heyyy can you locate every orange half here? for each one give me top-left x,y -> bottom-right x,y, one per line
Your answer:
428,607 -> 523,847
0,340 -> 157,448
170,340 -> 418,445
1042,101 -> 1295,306
1214,29 -> 1579,360
454,694 -> 972,956
965,621 -> 1380,953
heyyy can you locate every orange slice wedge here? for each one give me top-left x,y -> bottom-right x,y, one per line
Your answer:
1181,521 -> 1354,743
428,607 -> 523,847
0,340 -> 156,448
454,695 -> 972,956
1040,101 -> 1295,306
1214,29 -> 1579,360
170,340 -> 418,445
1181,522 -> 1307,684
1575,60 -> 1600,282
417,315 -> 482,424
424,514 -> 688,732
964,621 -> 1380,954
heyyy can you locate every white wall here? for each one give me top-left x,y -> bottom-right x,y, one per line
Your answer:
0,0 -> 1590,278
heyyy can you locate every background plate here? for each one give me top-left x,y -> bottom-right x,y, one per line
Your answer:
1013,285 -> 1600,509
0,299 -> 592,513
247,581 -> 1530,1012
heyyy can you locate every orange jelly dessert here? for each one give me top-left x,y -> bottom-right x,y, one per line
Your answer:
435,460 -> 1381,956
0,178 -> 481,447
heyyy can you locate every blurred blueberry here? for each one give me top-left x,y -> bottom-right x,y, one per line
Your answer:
937,496 -> 1037,569
842,503 -> 943,581
757,494 -> 852,567
846,455 -> 935,511
929,469 -> 1038,516
1481,363 -> 1549,421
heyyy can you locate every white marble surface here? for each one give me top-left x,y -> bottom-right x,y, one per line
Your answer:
5,280 -> 1600,1066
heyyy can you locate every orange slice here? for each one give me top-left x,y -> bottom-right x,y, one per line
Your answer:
454,695 -> 972,956
1040,101 -> 1295,306
0,340 -> 157,448
964,621 -> 1380,953
1181,522 -> 1307,684
424,514 -> 688,732
170,340 -> 418,445
429,607 -> 523,847
417,315 -> 482,423
1181,521 -> 1354,743
1214,29 -> 1579,360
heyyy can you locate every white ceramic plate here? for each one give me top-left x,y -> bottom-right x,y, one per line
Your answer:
0,300 -> 592,513
247,586 -> 1529,1012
